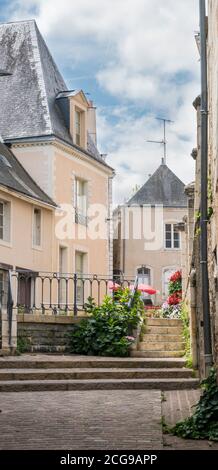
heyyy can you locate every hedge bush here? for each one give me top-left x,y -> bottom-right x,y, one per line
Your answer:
70,288 -> 144,357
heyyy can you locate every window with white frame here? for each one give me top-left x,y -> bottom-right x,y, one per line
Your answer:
75,109 -> 81,146
137,266 -> 152,303
75,178 -> 87,225
33,208 -> 41,247
137,266 -> 151,285
165,223 -> 180,249
0,200 -> 11,243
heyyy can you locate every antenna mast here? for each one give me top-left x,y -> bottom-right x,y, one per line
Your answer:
147,117 -> 173,165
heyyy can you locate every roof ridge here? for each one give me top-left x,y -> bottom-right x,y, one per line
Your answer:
159,163 -> 186,186
0,19 -> 36,26
128,163 -> 187,207
29,21 -> 52,134
142,164 -> 185,189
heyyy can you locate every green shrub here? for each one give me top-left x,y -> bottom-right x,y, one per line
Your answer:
70,289 -> 144,357
172,367 -> 218,441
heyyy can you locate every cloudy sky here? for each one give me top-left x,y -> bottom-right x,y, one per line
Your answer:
0,0 -> 200,204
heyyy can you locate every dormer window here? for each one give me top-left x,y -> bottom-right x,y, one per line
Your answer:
73,106 -> 85,148
75,109 -> 81,146
56,90 -> 94,151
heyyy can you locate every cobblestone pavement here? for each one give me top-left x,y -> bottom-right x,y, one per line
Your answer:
162,390 -> 218,450
0,390 -> 163,450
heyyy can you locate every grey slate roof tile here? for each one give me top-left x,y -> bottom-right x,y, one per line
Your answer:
0,20 -> 111,169
128,164 -> 187,208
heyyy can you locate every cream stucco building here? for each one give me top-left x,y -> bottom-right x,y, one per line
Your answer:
0,20 -> 114,284
113,163 -> 187,304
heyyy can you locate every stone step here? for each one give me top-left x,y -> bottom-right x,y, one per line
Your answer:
131,350 -> 185,358
145,326 -> 183,335
139,341 -> 185,351
0,377 -> 199,392
0,356 -> 187,369
0,367 -> 194,381
140,334 -> 183,342
146,318 -> 183,327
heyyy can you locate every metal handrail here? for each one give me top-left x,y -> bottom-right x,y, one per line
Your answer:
9,271 -> 136,317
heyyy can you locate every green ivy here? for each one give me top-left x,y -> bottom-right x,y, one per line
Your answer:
17,336 -> 31,354
194,226 -> 201,238
208,175 -> 213,206
70,289 -> 144,357
172,367 -> 218,441
180,302 -> 192,366
195,210 -> 201,222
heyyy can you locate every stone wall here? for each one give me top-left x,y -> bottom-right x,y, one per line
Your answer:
17,315 -> 84,353
207,0 -> 218,380
0,313 -> 2,350
188,68 -> 218,378
184,185 -> 205,376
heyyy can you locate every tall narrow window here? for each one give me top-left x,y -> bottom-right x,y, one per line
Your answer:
75,251 -> 85,305
75,110 -> 81,146
59,247 -> 68,307
0,200 -> 11,243
17,274 -> 32,313
165,223 -> 180,249
137,266 -> 152,305
33,208 -> 41,247
75,251 -> 84,276
75,178 -> 87,225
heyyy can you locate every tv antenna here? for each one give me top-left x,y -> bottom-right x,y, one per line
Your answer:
147,117 -> 174,165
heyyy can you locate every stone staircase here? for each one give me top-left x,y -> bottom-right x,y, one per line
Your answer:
0,354 -> 199,391
132,317 -> 185,358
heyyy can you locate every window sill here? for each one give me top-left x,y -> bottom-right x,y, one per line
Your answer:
164,248 -> 181,251
32,245 -> 43,252
0,239 -> 12,248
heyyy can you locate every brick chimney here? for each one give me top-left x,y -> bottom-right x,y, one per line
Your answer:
87,100 -> 97,146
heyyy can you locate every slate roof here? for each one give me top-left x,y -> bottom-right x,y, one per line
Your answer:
128,163 -> 187,208
0,20 -> 110,169
0,141 -> 56,207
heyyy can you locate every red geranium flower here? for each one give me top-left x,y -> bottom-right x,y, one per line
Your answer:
170,270 -> 182,283
168,292 -> 182,305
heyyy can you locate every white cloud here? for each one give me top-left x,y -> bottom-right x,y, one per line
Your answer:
7,0 -> 200,203
97,96 -> 196,204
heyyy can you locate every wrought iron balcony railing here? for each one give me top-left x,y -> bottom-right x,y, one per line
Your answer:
6,271 -> 136,317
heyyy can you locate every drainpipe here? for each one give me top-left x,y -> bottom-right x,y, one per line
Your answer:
199,0 -> 213,373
